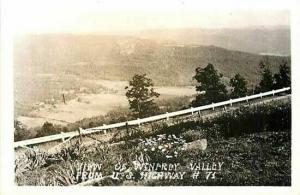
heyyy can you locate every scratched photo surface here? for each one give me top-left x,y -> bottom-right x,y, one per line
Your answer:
13,1 -> 291,186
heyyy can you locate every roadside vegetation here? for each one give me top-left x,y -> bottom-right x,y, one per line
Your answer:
15,100 -> 291,186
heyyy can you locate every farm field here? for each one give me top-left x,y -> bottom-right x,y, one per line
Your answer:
17,77 -> 196,129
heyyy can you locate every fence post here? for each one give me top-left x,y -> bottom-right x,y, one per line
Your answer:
137,118 -> 140,127
61,132 -> 65,142
166,112 -> 169,121
212,102 -> 214,110
229,99 -> 233,106
272,90 -> 275,96
78,128 -> 83,143
102,124 -> 107,134
191,107 -> 194,115
246,95 -> 248,102
260,93 -> 263,98
125,122 -> 129,135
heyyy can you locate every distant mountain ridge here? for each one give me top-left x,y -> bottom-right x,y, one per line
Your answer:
14,32 -> 290,86
139,27 -> 290,56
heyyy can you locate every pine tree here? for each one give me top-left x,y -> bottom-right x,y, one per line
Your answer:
230,73 -> 248,98
125,74 -> 160,118
192,63 -> 227,106
257,61 -> 274,92
273,61 -> 291,89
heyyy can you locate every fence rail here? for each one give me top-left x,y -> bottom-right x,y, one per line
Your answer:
14,87 -> 290,148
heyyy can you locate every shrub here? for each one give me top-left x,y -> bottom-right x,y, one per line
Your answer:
36,122 -> 58,137
202,101 -> 291,138
14,120 -> 34,141
181,130 -> 204,142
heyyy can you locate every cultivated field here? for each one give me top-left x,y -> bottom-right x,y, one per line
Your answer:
16,77 -> 195,129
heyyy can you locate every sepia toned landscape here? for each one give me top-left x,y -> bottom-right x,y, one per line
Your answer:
14,28 -> 290,128
13,8 -> 291,186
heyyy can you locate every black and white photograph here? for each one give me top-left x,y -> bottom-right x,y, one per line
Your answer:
1,0 -> 300,194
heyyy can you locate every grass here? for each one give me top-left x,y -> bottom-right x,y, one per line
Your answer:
15,100 -> 291,186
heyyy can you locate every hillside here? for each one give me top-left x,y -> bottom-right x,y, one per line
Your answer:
14,97 -> 291,186
14,34 -> 290,86
139,27 -> 291,56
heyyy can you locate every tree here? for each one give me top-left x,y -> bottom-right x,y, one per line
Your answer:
230,73 -> 248,98
256,61 -> 274,92
125,74 -> 160,118
273,61 -> 291,89
192,63 -> 227,106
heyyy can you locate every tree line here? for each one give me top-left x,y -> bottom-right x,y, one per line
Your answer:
14,59 -> 290,141
125,60 -> 290,118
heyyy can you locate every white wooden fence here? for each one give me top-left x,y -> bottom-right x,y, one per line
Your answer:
14,87 -> 290,148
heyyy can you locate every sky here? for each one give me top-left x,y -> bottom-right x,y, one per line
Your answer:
7,0 -> 291,34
